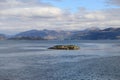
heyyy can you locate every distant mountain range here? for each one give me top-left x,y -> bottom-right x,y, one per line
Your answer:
9,29 -> 72,40
70,28 -> 120,40
1,27 -> 120,40
0,34 -> 6,40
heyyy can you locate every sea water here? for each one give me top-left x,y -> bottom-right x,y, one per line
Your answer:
0,40 -> 120,80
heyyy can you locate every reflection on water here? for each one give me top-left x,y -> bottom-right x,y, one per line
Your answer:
0,40 -> 120,80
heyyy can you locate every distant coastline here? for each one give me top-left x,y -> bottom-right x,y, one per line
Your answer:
1,27 -> 120,40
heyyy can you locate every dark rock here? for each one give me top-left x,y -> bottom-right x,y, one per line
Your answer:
48,45 -> 80,50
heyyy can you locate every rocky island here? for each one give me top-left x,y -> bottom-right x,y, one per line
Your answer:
48,45 -> 80,50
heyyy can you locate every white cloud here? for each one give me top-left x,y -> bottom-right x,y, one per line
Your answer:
0,0 -> 120,34
84,12 -> 106,20
0,7 -> 63,17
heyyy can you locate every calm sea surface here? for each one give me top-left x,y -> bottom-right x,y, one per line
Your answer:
0,40 -> 120,80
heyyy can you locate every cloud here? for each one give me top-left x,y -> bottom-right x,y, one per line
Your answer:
84,12 -> 106,20
106,0 -> 120,6
0,0 -> 53,9
0,0 -> 120,34
46,0 -> 61,1
0,0 -> 6,2
0,0 -> 22,8
0,7 -> 63,17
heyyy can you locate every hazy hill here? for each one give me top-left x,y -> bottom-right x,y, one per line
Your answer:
10,29 -> 72,40
70,28 -> 120,40
7,27 -> 120,40
0,34 -> 6,40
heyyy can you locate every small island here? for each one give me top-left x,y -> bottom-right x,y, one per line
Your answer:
48,45 -> 80,50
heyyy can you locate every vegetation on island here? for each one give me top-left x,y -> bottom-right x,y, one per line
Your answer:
48,45 -> 80,50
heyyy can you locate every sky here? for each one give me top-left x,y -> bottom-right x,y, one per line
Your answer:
0,0 -> 120,34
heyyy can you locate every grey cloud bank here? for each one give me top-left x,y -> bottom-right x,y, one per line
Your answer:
0,0 -> 120,34
107,0 -> 120,6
